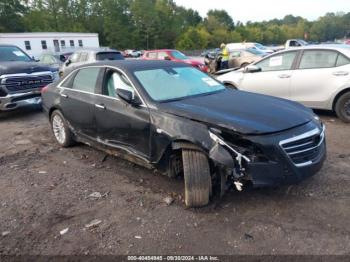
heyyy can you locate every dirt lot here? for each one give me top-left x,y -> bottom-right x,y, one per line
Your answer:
0,105 -> 349,256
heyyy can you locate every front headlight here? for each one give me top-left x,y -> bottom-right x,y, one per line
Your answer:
52,71 -> 60,81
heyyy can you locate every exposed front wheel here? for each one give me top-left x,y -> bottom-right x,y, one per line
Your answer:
50,110 -> 75,147
335,92 -> 350,123
182,150 -> 211,207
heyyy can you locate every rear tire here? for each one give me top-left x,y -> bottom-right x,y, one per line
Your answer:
50,110 -> 75,147
335,92 -> 350,123
182,150 -> 211,207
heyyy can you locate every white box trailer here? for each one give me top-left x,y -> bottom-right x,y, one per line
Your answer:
0,32 -> 99,58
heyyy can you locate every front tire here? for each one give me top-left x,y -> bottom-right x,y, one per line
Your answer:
50,110 -> 75,147
182,150 -> 211,207
335,92 -> 350,123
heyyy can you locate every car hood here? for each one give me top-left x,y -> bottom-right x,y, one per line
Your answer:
216,69 -> 244,84
158,89 -> 314,135
0,61 -> 55,75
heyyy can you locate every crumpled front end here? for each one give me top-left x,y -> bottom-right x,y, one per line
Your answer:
208,120 -> 326,192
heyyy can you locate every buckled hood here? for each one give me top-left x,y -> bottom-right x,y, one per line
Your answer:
159,89 -> 314,135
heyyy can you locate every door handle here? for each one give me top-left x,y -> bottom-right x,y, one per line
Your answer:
60,93 -> 68,98
278,74 -> 291,79
332,71 -> 349,76
95,104 -> 106,110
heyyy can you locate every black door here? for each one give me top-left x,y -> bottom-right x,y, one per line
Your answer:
59,67 -> 102,138
94,69 -> 151,160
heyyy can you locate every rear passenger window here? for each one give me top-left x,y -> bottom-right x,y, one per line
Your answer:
72,68 -> 100,93
158,52 -> 168,60
147,52 -> 157,59
299,50 -> 338,69
336,54 -> 350,67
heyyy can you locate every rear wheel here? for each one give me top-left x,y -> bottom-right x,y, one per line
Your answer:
335,92 -> 350,123
50,110 -> 75,147
182,150 -> 211,207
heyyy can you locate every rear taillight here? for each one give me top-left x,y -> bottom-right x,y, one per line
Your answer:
41,85 -> 49,94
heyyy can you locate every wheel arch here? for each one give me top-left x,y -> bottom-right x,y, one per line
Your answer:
48,106 -> 61,118
222,81 -> 238,89
332,87 -> 350,110
155,138 -> 209,176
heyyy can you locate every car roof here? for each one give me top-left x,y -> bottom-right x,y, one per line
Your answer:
73,48 -> 120,54
74,60 -> 189,72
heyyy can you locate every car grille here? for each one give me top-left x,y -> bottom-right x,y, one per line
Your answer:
279,126 -> 325,167
1,73 -> 53,93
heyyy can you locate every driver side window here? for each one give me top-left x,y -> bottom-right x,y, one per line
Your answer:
255,51 -> 297,72
105,70 -> 134,98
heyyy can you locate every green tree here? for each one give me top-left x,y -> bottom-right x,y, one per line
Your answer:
0,0 -> 27,32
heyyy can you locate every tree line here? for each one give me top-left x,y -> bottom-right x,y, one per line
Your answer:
1,0 -> 350,50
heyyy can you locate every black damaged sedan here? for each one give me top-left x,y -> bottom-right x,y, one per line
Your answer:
42,60 -> 326,207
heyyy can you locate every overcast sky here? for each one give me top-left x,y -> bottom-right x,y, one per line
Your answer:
174,0 -> 350,23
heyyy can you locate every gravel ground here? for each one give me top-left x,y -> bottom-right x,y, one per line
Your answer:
0,106 -> 349,255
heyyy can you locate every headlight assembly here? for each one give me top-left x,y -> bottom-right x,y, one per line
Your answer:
209,129 -> 251,164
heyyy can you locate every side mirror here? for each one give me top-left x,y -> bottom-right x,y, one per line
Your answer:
164,56 -> 171,61
65,59 -> 72,66
117,89 -> 142,106
244,65 -> 261,73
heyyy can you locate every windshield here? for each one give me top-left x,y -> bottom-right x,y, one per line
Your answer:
134,67 -> 225,102
254,43 -> 267,50
0,46 -> 31,62
246,48 -> 266,56
96,52 -> 124,61
171,51 -> 188,60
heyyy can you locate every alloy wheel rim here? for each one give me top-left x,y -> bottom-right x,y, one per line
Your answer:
52,115 -> 66,144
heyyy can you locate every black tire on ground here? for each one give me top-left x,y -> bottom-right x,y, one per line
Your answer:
335,92 -> 350,123
50,110 -> 75,147
182,150 -> 211,207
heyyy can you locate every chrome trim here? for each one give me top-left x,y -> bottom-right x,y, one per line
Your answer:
279,125 -> 326,167
0,90 -> 42,111
283,140 -> 314,151
57,65 -> 147,108
0,71 -> 54,80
